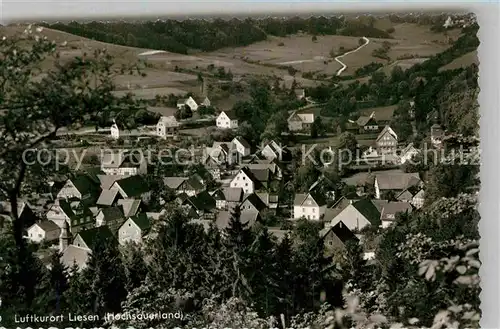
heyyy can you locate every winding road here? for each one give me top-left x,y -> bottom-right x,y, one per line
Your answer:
334,36 -> 370,76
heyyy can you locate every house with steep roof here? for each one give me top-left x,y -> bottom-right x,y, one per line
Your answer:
320,221 -> 359,250
292,192 -> 327,220
246,162 -> 283,180
211,187 -> 244,210
100,150 -> 147,176
231,136 -> 251,157
399,143 -> 420,164
205,141 -> 239,166
110,175 -> 151,203
328,199 -> 381,232
355,113 -> 379,133
56,174 -> 100,201
256,192 -> 279,209
46,199 -> 94,234
182,190 -> 217,219
164,175 -> 205,196
288,110 -> 315,132
374,172 -> 422,199
216,111 -> 239,129
260,140 -> 284,161
117,198 -> 142,218
177,96 -> 208,111
376,125 -> 398,155
118,213 -> 151,245
61,226 -> 115,270
97,174 -> 128,190
95,206 -> 126,233
156,115 -> 180,139
240,193 -> 268,213
27,220 -> 61,243
371,200 -> 413,228
96,189 -> 121,207
229,167 -> 263,194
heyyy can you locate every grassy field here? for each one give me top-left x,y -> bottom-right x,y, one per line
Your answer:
438,50 -> 478,72
360,105 -> 397,122
0,22 -> 462,110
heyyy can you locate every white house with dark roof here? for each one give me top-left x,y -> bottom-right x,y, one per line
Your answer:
27,220 -> 61,243
118,213 -> 151,245
211,187 -> 244,210
353,112 -> 378,133
229,167 -> 261,194
328,199 -> 381,232
287,110 -> 315,132
399,143 -> 420,164
231,137 -> 251,157
371,200 -> 413,228
292,192 -> 327,221
260,140 -> 283,161
216,111 -> 239,129
100,150 -> 147,176
56,175 -> 100,201
177,96 -> 207,111
376,125 -> 398,155
156,115 -> 180,139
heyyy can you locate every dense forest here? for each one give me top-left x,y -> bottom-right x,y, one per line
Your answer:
35,13 -> 468,54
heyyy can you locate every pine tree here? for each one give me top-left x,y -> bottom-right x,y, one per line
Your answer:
275,234 -> 296,319
34,251 -> 69,315
122,243 -> 148,292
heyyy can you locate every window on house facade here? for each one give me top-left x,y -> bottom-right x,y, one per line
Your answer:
312,208 -> 315,213
302,207 -> 305,213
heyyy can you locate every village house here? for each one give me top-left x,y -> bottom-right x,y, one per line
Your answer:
399,143 -> 420,164
295,89 -> 306,100
118,213 -> 151,245
374,172 -> 423,199
182,191 -> 217,220
164,175 -> 205,196
371,200 -> 413,228
211,187 -> 244,210
95,206 -> 126,233
216,111 -> 239,129
292,192 -> 327,221
110,120 -> 120,140
260,140 -> 284,161
100,150 -> 148,176
430,124 -> 445,148
231,136 -> 251,157
246,162 -> 283,180
215,210 -> 261,232
205,141 -> 239,166
46,199 -> 94,234
411,189 -> 425,209
354,112 -> 379,134
240,193 -> 268,213
27,220 -> 61,243
177,96 -> 210,111
255,192 -> 279,209
60,225 -> 115,270
328,199 -> 381,232
109,175 -> 152,204
229,167 -> 264,194
287,110 -> 315,132
56,174 -> 100,202
320,221 -> 359,251
376,125 -> 398,155
156,115 -> 180,139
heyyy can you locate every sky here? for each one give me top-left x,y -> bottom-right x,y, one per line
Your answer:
0,0 -> 477,24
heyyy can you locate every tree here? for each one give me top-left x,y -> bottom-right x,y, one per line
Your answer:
310,117 -> 327,138
338,132 -> 358,161
34,251 -> 69,315
0,28 -> 142,256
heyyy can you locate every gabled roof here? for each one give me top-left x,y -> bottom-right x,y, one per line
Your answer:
247,168 -> 270,182
101,151 -> 143,169
396,190 -> 414,202
96,189 -> 120,206
98,206 -> 125,230
356,115 -> 377,127
113,175 -> 150,198
128,213 -> 151,232
320,221 -> 358,246
158,115 -> 180,127
376,125 -> 398,142
118,199 -> 142,217
352,199 -> 381,226
400,143 -> 419,156
215,211 -> 258,230
219,111 -> 238,120
379,201 -> 413,221
59,200 -> 94,227
242,193 -> 267,212
164,177 -> 188,190
232,136 -> 251,149
375,172 -> 421,191
294,191 -> 327,207
97,175 -> 128,190
76,226 -> 115,251
68,174 -> 100,197
31,220 -> 60,233
185,191 -> 216,212
237,167 -> 262,186
186,174 -> 205,191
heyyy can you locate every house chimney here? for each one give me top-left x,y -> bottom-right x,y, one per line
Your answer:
59,220 -> 70,252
